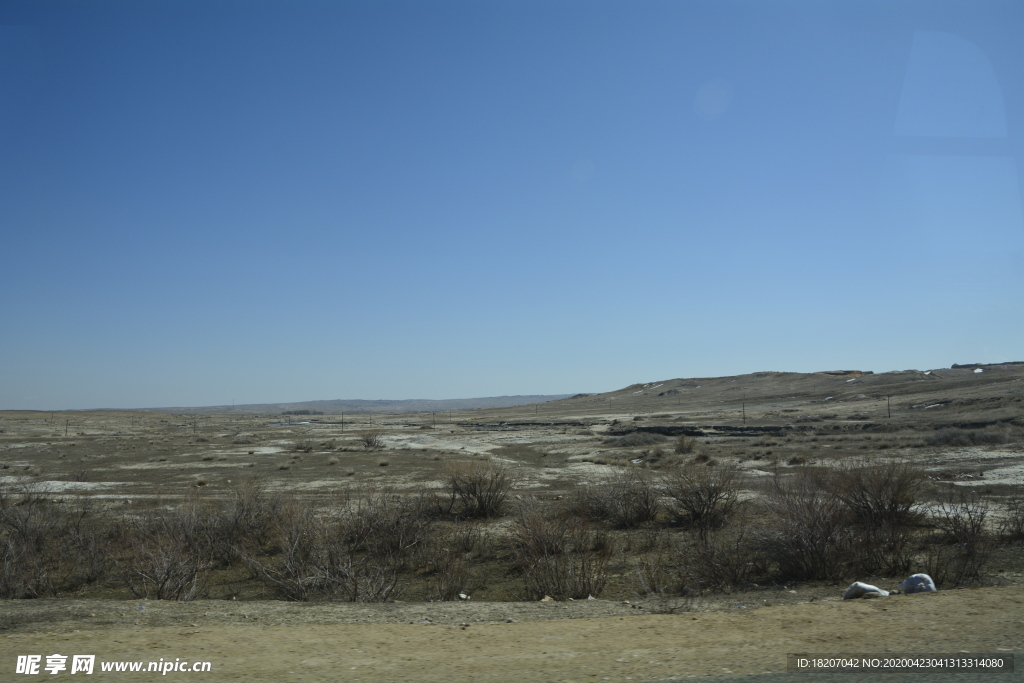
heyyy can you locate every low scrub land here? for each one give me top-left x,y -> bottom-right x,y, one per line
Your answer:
2,364 -> 1023,679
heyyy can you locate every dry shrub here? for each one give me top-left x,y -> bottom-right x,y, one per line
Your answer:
0,487 -> 108,598
342,490 -> 433,568
243,497 -> 401,602
999,497 -> 1024,541
834,459 -> 924,528
675,435 -> 698,455
568,468 -> 660,529
755,460 -> 934,582
680,521 -> 763,591
824,459 -> 923,575
633,543 -> 698,613
924,428 -> 1008,447
756,468 -> 857,582
210,478 -> 280,564
510,503 -> 612,600
359,431 -> 385,450
923,491 -> 991,587
445,461 -> 516,518
117,499 -> 215,601
853,522 -> 916,576
662,463 -> 739,536
425,523 -> 480,601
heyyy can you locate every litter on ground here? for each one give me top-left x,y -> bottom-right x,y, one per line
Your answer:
899,574 -> 937,594
844,582 -> 889,599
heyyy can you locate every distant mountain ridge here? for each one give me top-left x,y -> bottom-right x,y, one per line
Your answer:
141,395 -> 574,415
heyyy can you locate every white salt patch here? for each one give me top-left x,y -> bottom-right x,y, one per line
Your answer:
953,464 -> 1024,486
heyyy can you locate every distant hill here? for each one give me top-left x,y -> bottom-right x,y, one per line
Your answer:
141,395 -> 574,416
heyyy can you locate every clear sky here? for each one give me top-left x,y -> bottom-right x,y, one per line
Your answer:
2,0 -> 1022,410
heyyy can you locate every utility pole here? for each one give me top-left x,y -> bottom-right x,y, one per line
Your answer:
432,412 -> 436,428
742,401 -> 745,425
341,411 -> 345,432
887,396 -> 891,419
65,419 -> 69,436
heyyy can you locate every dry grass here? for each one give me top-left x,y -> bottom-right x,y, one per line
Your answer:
924,428 -> 1009,447
675,435 -> 698,455
603,432 -> 666,448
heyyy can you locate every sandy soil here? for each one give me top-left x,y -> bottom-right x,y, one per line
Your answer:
2,587 -> 1022,681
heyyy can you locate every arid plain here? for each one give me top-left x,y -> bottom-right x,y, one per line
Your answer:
2,364 -> 1023,680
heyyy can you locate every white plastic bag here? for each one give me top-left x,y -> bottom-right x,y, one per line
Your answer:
843,581 -> 889,599
899,573 -> 937,594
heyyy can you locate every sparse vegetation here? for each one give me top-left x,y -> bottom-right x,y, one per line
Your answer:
924,491 -> 993,587
117,500 -> 213,601
662,462 -> 739,535
603,432 -> 666,448
510,503 -> 612,600
924,428 -> 1009,447
569,468 -> 660,529
444,461 -> 516,518
674,435 -> 698,455
359,430 -> 385,450
999,497 -> 1024,541
2,367 -> 1023,608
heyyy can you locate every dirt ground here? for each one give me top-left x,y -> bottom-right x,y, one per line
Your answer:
2,586 -> 1022,681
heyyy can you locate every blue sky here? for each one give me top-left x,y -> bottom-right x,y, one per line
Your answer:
2,0 -> 1022,410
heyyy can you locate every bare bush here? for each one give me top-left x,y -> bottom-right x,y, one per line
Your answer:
999,497 -> 1024,541
632,542 -> 699,614
342,490 -> 433,568
681,518 -> 764,590
675,435 -> 698,455
853,523 -> 915,576
510,503 -> 612,600
569,468 -> 660,529
210,478 -> 280,564
933,492 -> 989,544
756,469 -> 856,582
117,501 -> 215,601
359,431 -> 385,450
923,492 -> 991,587
662,463 -> 739,536
0,488 -> 109,598
834,459 -> 924,529
445,461 -> 516,518
244,498 -> 400,602
425,523 -> 480,601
